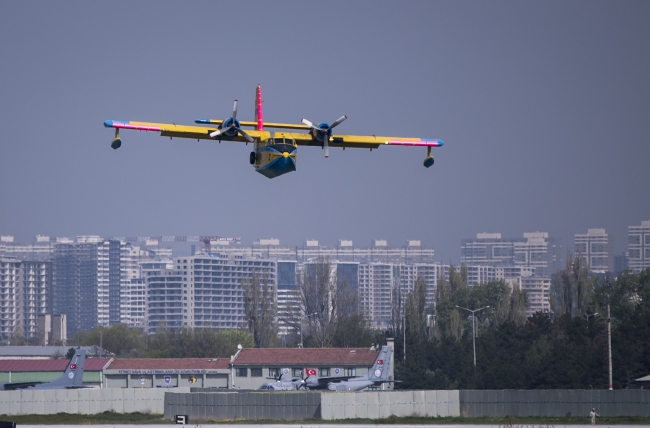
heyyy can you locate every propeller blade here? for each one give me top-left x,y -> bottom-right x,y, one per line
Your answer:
301,118 -> 314,128
209,126 -> 232,138
236,127 -> 254,143
330,115 -> 347,129
232,100 -> 238,121
324,135 -> 329,158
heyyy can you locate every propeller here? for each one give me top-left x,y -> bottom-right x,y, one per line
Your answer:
301,115 -> 347,158
209,100 -> 254,143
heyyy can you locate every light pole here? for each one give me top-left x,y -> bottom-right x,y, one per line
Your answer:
607,303 -> 613,390
299,312 -> 317,348
401,314 -> 406,361
456,305 -> 490,368
585,312 -> 598,330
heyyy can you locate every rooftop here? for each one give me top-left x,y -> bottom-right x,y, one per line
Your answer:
107,358 -> 230,370
232,348 -> 379,366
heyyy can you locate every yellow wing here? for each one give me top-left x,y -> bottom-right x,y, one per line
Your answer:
273,132 -> 444,149
104,120 -> 269,142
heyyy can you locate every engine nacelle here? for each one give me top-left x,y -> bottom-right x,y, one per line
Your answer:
309,122 -> 332,143
219,117 -> 240,137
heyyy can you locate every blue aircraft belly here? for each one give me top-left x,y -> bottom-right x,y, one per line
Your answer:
256,147 -> 297,179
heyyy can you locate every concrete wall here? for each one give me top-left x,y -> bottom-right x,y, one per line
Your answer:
319,390 -> 460,420
0,388 -> 190,415
459,390 -> 650,418
164,391 -> 321,421
164,390 -> 460,421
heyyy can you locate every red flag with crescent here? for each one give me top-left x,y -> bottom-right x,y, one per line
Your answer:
305,368 -> 317,377
70,364 -> 77,370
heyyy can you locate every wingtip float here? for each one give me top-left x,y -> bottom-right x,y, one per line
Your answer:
104,86 -> 444,178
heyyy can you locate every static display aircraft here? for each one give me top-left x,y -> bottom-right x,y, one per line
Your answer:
0,348 -> 88,391
104,86 -> 444,179
258,345 -> 395,392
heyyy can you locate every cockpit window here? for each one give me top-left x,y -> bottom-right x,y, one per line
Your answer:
285,139 -> 294,145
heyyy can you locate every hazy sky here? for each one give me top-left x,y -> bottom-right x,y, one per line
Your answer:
1,1 -> 649,262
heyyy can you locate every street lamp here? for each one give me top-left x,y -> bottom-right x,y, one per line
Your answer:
455,305 -> 490,368
299,312 -> 317,348
585,312 -> 598,330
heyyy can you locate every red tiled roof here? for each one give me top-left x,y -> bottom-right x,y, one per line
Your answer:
107,358 -> 230,370
233,348 -> 379,366
0,358 -> 111,372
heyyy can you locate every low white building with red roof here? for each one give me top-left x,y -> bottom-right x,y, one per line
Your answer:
103,358 -> 230,389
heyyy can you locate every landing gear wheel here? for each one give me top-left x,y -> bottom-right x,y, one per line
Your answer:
249,151 -> 256,165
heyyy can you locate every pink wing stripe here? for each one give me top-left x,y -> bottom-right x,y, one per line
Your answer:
388,140 -> 442,147
112,122 -> 161,132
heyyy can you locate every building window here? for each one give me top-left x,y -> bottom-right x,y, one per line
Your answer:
344,367 -> 356,376
269,368 -> 281,378
319,368 -> 330,377
250,368 -> 263,377
236,368 -> 248,377
292,368 -> 303,378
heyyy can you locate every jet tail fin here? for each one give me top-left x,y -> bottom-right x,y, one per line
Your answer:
368,345 -> 392,381
254,85 -> 264,131
47,348 -> 87,387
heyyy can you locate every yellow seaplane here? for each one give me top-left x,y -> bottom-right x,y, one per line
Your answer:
104,86 -> 444,179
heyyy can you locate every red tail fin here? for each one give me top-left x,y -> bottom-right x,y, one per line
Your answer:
255,85 -> 264,131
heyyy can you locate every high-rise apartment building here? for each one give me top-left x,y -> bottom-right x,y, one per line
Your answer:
358,262 -> 447,329
52,237 -> 129,337
214,239 -> 435,264
0,257 -> 23,340
144,254 -> 277,334
462,232 -> 561,276
21,260 -> 52,339
520,276 -> 551,316
574,228 -> 614,273
628,220 -> 650,274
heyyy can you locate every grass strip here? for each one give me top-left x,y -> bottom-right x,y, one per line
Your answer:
1,412 -> 649,425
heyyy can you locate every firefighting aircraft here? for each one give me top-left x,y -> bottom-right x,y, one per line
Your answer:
0,349 -> 89,390
104,86 -> 444,179
258,345 -> 395,391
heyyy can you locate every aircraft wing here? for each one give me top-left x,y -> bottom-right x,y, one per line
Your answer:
104,120 -> 267,143
274,132 -> 443,149
0,381 -> 44,391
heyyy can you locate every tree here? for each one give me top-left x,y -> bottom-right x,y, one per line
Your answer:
241,270 -> 278,348
404,276 -> 428,342
390,274 -> 404,336
11,326 -> 27,346
551,252 -> 593,317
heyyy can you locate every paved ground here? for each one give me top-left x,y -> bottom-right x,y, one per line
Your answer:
16,425 -> 650,428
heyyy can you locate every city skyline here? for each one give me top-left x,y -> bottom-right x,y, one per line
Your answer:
1,2 -> 649,268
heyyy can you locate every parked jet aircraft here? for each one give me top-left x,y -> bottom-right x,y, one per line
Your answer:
258,345 -> 395,392
0,348 -> 88,390
104,86 -> 444,179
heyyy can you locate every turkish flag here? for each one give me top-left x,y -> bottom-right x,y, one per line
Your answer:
305,368 -> 317,377
377,360 -> 383,365
70,364 -> 77,370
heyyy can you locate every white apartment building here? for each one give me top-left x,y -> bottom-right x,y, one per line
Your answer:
21,260 -> 51,338
0,257 -> 51,341
520,277 -> 551,316
574,228 -> 614,273
462,232 -> 561,277
0,257 -> 23,341
628,220 -> 650,274
144,254 -> 277,334
358,262 -> 447,329
214,239 -> 435,264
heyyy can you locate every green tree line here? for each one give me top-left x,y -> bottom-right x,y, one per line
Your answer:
394,258 -> 650,390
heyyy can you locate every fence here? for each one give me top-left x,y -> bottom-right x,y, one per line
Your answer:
1,388 -> 648,419
460,390 -> 650,417
0,388 -> 190,415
